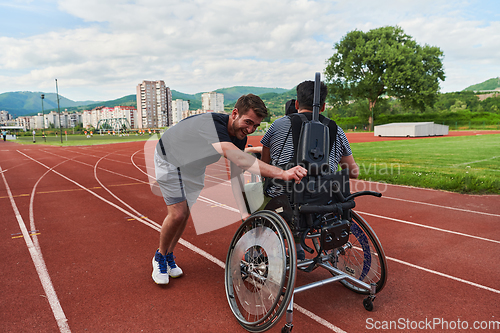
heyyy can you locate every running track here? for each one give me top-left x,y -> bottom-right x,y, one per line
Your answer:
1,131 -> 499,332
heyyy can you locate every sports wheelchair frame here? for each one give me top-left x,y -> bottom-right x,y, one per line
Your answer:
224,172 -> 387,332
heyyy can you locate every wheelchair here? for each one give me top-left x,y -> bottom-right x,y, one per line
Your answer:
224,169 -> 388,332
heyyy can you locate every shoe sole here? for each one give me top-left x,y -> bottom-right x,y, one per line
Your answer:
169,272 -> 183,278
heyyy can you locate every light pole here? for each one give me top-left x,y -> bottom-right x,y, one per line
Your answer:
41,94 -> 46,142
55,79 -> 63,144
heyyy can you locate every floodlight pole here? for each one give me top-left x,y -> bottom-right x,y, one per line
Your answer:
55,79 -> 63,143
41,94 -> 46,142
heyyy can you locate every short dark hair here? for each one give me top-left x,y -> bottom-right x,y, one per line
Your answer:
234,94 -> 268,118
296,80 -> 328,111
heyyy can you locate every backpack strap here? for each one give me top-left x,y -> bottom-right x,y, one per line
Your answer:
289,113 -> 338,164
289,113 -> 308,162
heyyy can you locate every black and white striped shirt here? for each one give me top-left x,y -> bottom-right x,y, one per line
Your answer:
261,114 -> 352,197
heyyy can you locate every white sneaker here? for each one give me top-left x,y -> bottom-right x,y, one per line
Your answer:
152,250 -> 170,284
165,252 -> 183,278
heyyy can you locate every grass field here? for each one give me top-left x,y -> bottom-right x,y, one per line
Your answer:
15,134 -> 155,146
13,133 -> 500,194
351,134 -> 500,194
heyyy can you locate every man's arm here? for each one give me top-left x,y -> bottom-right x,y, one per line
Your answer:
339,154 -> 359,179
244,146 -> 262,155
212,142 -> 307,182
261,146 -> 271,164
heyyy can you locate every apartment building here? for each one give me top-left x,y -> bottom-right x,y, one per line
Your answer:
171,99 -> 189,125
82,106 -> 137,129
0,110 -> 11,124
201,92 -> 224,113
136,80 -> 172,128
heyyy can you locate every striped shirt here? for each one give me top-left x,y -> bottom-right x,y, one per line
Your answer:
261,114 -> 352,197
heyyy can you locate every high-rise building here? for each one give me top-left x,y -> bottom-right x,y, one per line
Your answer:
201,92 -> 224,113
136,80 -> 172,128
171,99 -> 189,125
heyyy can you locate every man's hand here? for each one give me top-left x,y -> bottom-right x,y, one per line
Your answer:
281,165 -> 307,183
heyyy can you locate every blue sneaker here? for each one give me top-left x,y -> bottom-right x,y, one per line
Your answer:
166,252 -> 183,278
152,250 -> 169,284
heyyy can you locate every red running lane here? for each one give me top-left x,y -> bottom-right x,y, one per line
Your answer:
1,134 -> 499,333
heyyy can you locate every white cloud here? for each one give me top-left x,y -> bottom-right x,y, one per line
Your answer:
0,0 -> 499,100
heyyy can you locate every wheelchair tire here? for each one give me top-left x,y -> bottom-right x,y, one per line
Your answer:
225,210 -> 297,332
313,211 -> 387,294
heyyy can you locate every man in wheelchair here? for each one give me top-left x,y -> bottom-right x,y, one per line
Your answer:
259,80 -> 359,260
227,77 -> 387,332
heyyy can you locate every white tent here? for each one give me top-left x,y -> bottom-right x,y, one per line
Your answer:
374,122 -> 449,137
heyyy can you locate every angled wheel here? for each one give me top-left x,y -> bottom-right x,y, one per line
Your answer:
313,211 -> 387,294
225,210 -> 297,332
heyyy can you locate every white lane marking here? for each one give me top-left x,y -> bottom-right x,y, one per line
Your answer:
387,256 -> 500,294
30,149 -> 500,331
453,155 -> 500,166
1,165 -> 71,333
293,303 -> 348,333
382,196 -> 500,218
30,160 -> 70,251
357,211 -> 500,244
33,150 -> 347,332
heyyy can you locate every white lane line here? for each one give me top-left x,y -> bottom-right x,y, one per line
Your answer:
1,165 -> 71,333
382,196 -> 500,218
387,256 -> 500,294
22,151 -> 346,332
29,160 -> 70,251
453,155 -> 500,166
292,303 -> 348,333
357,211 -> 500,244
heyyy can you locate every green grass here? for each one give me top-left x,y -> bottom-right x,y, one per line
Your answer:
15,132 -> 500,194
15,134 -> 156,146
351,134 -> 500,194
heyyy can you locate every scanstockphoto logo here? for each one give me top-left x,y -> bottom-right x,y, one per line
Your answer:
366,317 -> 500,331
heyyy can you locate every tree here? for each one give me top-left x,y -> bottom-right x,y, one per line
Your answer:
325,26 -> 445,130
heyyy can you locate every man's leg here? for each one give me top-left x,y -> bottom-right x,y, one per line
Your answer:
159,200 -> 190,255
152,200 -> 189,284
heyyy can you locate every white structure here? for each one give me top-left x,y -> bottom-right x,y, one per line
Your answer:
0,110 -> 11,123
172,99 -> 189,125
136,80 -> 172,128
82,106 -> 137,129
374,122 -> 449,137
202,92 -> 224,113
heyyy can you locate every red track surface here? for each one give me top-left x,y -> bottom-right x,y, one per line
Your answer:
1,131 -> 499,332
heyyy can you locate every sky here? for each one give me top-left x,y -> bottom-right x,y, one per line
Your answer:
0,0 -> 499,102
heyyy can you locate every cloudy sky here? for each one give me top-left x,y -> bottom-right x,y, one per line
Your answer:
1,0 -> 499,101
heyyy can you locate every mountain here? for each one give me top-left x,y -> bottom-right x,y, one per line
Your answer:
213,86 -> 289,103
463,77 -> 500,91
0,86 -> 290,116
0,91 -> 100,117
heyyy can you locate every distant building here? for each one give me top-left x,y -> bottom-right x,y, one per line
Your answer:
136,80 -> 172,128
82,106 -> 137,130
172,99 -> 189,125
182,109 -> 205,119
0,110 -> 11,124
201,92 -> 224,113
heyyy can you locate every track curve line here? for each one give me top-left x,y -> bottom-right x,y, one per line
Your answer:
1,165 -> 71,333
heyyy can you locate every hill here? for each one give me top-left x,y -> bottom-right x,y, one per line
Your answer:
0,91 -> 99,117
464,77 -> 500,91
0,86 -> 290,116
213,86 -> 289,103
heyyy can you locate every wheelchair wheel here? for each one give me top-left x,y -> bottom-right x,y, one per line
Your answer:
313,211 -> 387,294
225,210 -> 297,332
